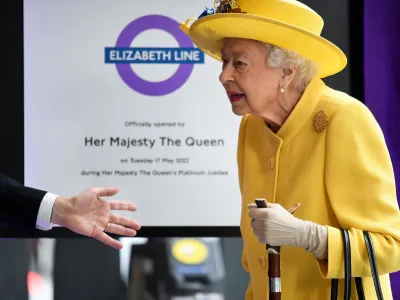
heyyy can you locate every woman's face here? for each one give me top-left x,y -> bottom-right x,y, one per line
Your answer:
219,38 -> 283,117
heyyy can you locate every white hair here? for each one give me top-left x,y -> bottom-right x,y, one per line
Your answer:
265,43 -> 318,92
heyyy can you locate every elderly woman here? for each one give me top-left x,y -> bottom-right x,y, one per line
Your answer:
180,0 -> 400,299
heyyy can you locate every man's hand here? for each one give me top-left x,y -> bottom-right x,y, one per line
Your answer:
52,187 -> 141,250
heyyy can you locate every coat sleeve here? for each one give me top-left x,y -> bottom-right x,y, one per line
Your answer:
0,173 -> 46,231
237,114 -> 254,299
317,101 -> 400,278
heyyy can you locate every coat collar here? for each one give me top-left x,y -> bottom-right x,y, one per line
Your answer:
263,78 -> 326,147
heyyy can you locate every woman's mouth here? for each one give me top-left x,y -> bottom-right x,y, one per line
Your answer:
227,92 -> 244,103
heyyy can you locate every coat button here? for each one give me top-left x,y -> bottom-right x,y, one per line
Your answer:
268,157 -> 275,169
259,255 -> 266,269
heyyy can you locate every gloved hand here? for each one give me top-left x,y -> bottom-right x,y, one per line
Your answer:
248,203 -> 328,260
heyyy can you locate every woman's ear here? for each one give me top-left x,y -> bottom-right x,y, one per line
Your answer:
280,66 -> 297,90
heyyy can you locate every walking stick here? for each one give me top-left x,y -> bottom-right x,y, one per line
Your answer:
255,199 -> 301,300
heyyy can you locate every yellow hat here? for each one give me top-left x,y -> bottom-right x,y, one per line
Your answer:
180,0 -> 347,78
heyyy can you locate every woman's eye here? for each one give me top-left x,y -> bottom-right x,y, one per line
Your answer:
221,58 -> 230,69
235,61 -> 247,67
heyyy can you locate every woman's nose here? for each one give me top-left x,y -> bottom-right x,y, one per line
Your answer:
219,64 -> 234,84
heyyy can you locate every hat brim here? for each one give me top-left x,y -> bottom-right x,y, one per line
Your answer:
188,13 -> 347,78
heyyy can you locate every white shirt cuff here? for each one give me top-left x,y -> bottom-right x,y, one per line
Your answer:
36,192 -> 58,231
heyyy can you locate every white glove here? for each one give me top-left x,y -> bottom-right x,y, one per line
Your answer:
248,203 -> 328,260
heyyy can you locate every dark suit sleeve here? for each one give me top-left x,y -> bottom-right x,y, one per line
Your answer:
0,173 -> 47,231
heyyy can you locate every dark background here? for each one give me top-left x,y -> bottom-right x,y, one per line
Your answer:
0,0 -> 364,299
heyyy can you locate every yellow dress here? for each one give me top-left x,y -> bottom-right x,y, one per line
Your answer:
238,78 -> 400,299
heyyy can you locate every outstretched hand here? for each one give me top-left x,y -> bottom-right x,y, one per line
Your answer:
52,187 -> 141,249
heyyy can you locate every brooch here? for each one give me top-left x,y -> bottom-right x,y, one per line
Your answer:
313,110 -> 328,133
198,0 -> 245,19
215,0 -> 245,13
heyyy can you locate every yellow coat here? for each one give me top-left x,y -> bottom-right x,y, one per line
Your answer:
238,78 -> 400,299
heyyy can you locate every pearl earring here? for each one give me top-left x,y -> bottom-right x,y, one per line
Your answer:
279,87 -> 285,93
